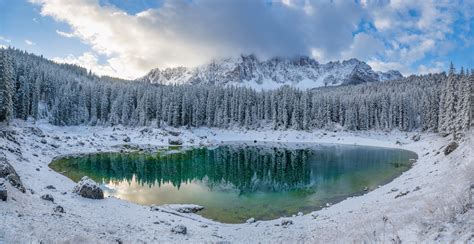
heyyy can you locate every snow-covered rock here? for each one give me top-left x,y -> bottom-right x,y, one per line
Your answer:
140,55 -> 403,90
171,224 -> 187,235
0,157 -> 25,193
0,180 -> 7,201
168,138 -> 183,145
444,141 -> 459,155
73,176 -> 104,199
41,194 -> 54,202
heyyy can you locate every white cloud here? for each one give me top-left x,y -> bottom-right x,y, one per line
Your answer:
24,39 -> 36,45
29,0 -> 473,78
0,36 -> 11,43
417,61 -> 446,74
53,52 -> 117,76
56,30 -> 75,38
30,0 -> 364,79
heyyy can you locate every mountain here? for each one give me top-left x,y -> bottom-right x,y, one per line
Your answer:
140,55 -> 403,90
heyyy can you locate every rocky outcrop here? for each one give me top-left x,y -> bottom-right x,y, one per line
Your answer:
73,176 -> 104,199
0,157 -> 26,193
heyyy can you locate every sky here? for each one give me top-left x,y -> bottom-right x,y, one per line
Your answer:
0,0 -> 473,79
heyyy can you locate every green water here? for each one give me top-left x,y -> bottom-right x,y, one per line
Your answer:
50,143 -> 417,223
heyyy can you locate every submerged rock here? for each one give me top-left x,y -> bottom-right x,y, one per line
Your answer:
73,176 -> 104,199
162,204 -> 204,213
443,141 -> 458,155
171,225 -> 187,235
0,157 -> 25,193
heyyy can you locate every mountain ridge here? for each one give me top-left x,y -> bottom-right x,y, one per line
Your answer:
140,55 -> 403,89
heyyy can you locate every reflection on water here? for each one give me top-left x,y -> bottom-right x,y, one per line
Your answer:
50,143 -> 416,223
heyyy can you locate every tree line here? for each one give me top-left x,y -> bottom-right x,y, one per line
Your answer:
0,48 -> 472,135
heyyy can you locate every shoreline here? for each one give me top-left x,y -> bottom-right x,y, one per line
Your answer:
1,121 -> 472,242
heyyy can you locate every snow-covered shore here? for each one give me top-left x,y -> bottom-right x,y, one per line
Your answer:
1,121 -> 473,243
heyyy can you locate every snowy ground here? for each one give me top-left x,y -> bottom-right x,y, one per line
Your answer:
0,120 -> 473,243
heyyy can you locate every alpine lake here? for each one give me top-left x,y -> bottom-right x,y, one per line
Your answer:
49,143 -> 417,223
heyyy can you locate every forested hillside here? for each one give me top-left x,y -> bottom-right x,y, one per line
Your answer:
0,48 -> 471,135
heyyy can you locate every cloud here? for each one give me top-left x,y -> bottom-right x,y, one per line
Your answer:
53,52 -> 117,76
29,0 -> 473,78
56,30 -> 75,38
0,36 -> 11,43
29,0 -> 363,78
25,39 -> 36,45
0,45 -> 6,49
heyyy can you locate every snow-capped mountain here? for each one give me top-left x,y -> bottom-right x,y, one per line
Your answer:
140,55 -> 403,90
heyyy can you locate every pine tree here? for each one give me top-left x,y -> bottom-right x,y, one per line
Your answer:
0,49 -> 14,123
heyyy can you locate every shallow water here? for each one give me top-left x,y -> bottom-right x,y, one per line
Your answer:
50,143 -> 417,223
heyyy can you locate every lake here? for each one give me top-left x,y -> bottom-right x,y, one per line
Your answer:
49,143 -> 417,223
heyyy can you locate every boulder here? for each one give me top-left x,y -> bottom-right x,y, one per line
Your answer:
73,176 -> 104,199
444,141 -> 458,155
281,219 -> 293,227
171,225 -> 187,235
123,136 -> 131,143
41,194 -> 54,202
0,181 -> 7,201
168,138 -> 183,146
166,130 -> 181,137
0,157 -> 25,193
53,205 -> 65,213
411,134 -> 421,142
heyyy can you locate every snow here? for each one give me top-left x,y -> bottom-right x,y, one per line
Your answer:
140,55 -> 403,90
0,120 -> 472,243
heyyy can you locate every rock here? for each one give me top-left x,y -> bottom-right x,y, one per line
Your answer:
281,219 -> 293,227
171,225 -> 187,235
27,127 -> 45,137
162,204 -> 204,213
123,136 -> 131,143
391,188 -> 399,192
394,191 -> 410,199
395,140 -> 402,145
411,134 -> 421,141
168,138 -> 183,145
443,141 -> 458,155
0,157 -> 26,193
246,217 -> 256,224
73,176 -> 104,199
364,187 -> 369,191
53,205 -> 65,213
0,181 -> 7,201
167,130 -> 181,137
45,185 -> 56,190
41,194 -> 54,202
297,212 -> 303,216
40,139 -> 47,144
